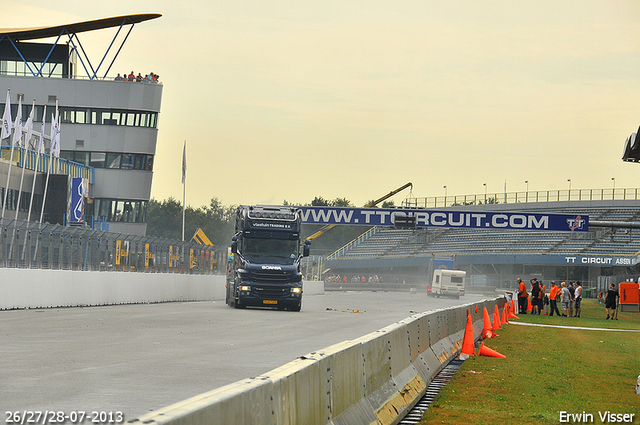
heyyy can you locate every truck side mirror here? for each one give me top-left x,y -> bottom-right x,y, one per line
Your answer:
231,236 -> 238,254
303,240 -> 310,257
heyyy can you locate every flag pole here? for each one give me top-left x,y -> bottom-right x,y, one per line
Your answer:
1,90 -> 17,222
40,101 -> 58,223
14,99 -> 35,223
27,103 -> 45,222
181,140 -> 186,241
24,102 -> 44,264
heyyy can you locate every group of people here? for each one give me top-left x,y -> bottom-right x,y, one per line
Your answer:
516,277 -> 584,318
114,71 -> 160,83
324,274 -> 383,283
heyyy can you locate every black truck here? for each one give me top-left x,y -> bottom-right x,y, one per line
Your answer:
226,205 -> 310,311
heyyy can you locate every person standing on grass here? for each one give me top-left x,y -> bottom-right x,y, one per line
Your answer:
538,280 -> 546,315
549,281 -> 561,316
517,278 -> 528,314
567,282 -> 575,317
605,283 -> 619,320
530,279 -> 541,315
574,281 -> 583,318
560,281 -> 571,317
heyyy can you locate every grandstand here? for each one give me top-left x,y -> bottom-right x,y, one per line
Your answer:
323,192 -> 640,292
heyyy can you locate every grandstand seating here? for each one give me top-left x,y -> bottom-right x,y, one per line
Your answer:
328,205 -> 640,260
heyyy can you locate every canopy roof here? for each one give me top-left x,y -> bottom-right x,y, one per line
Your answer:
0,14 -> 161,41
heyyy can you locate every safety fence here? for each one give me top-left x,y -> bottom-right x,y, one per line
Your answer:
0,218 -> 226,274
403,187 -> 640,208
132,296 -> 506,425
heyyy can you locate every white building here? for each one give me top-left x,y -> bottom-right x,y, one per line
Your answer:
0,14 -> 163,235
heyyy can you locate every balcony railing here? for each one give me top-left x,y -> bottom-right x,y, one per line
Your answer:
1,146 -> 94,184
402,188 -> 640,208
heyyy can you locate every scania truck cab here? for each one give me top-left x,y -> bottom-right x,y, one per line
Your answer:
226,205 -> 310,311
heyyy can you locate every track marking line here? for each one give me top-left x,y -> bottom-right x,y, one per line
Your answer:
509,321 -> 640,332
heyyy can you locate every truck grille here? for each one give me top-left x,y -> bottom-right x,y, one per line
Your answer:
253,285 -> 290,297
253,270 -> 290,284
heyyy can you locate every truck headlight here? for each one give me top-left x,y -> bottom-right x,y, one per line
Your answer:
291,287 -> 302,294
240,285 -> 251,292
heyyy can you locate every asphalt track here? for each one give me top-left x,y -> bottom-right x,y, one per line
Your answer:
1,291 -> 487,421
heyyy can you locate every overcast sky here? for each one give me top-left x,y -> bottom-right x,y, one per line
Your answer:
5,0 -> 640,208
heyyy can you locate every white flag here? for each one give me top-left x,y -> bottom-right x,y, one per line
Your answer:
181,141 -> 186,184
38,104 -> 46,154
13,96 -> 22,146
1,90 -> 10,140
50,110 -> 60,158
24,100 -> 35,149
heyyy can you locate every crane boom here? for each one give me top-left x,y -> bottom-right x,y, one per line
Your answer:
304,182 -> 413,241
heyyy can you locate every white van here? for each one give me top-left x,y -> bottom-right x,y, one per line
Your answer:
429,269 -> 466,299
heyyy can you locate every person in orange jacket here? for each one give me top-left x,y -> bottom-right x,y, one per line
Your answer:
517,278 -> 528,314
548,281 -> 561,316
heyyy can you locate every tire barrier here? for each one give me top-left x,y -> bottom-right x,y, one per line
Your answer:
130,297 -> 505,425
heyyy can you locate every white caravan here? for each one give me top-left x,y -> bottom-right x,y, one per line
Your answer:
429,269 -> 466,299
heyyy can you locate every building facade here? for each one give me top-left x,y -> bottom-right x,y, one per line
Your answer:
0,14 -> 163,235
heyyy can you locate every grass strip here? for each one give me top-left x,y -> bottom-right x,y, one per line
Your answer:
419,299 -> 640,425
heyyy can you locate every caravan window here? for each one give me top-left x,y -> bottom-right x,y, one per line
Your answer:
451,276 -> 464,283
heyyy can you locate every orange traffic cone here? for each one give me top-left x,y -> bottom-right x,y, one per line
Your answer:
475,306 -> 478,314
493,305 -> 501,330
460,314 -> 475,357
477,341 -> 506,359
527,297 -> 533,312
482,307 -> 495,339
501,305 -> 509,324
508,300 -> 520,319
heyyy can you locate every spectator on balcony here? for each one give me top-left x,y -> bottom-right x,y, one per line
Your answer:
136,73 -> 143,82
127,71 -> 135,82
114,73 -> 124,81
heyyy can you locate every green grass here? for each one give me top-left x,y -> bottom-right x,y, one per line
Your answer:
419,300 -> 640,425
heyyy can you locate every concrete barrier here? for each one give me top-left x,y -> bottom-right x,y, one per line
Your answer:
0,271 -> 324,310
131,297 -> 505,425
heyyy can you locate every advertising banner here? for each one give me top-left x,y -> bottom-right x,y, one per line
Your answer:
298,206 -> 589,232
70,177 -> 87,224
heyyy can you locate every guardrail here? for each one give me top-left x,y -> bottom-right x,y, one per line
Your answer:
131,297 -> 505,425
403,188 -> 640,208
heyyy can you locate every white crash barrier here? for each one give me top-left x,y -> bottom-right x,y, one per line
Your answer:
131,297 -> 504,425
0,270 -> 323,310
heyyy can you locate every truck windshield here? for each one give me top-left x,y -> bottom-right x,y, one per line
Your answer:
241,237 -> 299,263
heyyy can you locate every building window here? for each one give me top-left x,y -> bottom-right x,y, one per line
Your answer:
90,152 -> 106,168
60,151 -> 154,171
94,198 -> 148,223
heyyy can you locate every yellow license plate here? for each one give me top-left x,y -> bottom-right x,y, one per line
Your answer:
263,300 -> 278,305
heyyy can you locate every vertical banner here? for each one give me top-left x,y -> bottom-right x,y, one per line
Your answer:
189,248 -> 194,269
69,177 -> 87,224
115,240 -> 122,269
122,241 -> 129,269
150,244 -> 156,268
144,243 -> 150,270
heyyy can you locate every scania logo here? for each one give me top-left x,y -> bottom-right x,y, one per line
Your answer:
262,265 -> 282,270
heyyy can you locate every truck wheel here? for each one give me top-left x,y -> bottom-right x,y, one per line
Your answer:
234,300 -> 245,309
